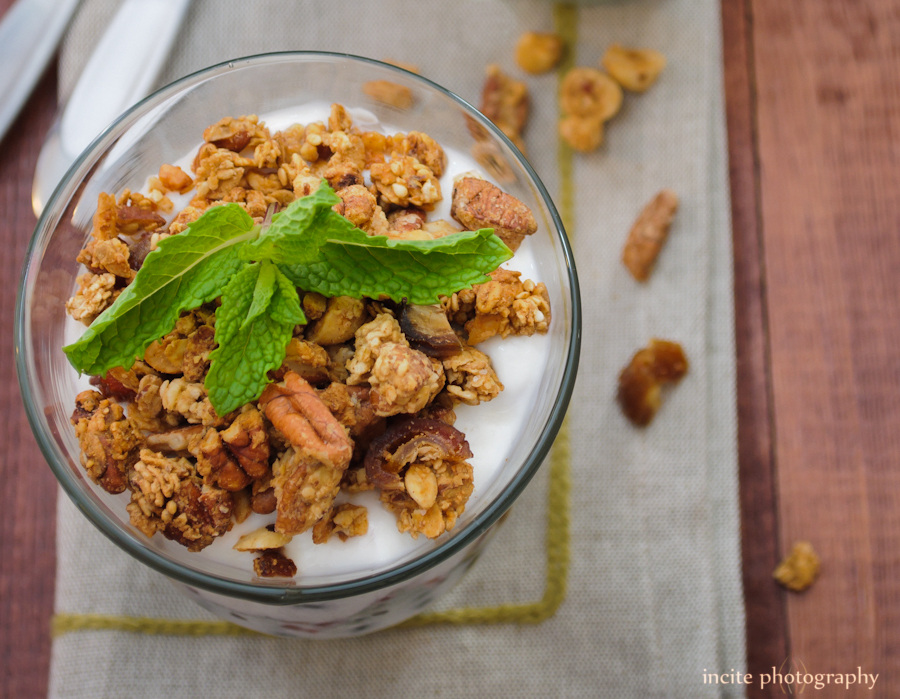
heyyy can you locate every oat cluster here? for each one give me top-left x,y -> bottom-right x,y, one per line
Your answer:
66,104 -> 551,576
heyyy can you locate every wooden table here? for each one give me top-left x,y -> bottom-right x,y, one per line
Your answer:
724,0 -> 900,694
2,1 -> 898,696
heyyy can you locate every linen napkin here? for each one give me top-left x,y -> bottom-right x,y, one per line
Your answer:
49,1 -> 746,696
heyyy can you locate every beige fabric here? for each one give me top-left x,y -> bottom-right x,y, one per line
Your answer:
50,1 -> 746,696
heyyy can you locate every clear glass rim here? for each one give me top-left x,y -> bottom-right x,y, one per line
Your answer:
15,50 -> 582,604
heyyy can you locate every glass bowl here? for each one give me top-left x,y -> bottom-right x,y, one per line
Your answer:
16,52 -> 581,637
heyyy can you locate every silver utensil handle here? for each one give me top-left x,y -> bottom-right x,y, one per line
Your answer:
0,0 -> 81,142
59,0 -> 191,155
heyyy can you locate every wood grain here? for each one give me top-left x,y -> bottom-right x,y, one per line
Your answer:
0,3 -> 61,697
721,1 -> 789,694
0,68 -> 59,699
750,0 -> 900,694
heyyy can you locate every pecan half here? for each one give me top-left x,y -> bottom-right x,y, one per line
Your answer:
451,176 -> 537,252
622,189 -> 679,282
260,372 -> 354,535
480,64 -> 529,150
259,371 -> 353,469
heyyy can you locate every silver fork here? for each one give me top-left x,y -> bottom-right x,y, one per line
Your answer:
31,0 -> 191,217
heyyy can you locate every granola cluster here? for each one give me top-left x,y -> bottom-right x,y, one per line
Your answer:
442,268 -> 551,346
66,104 -> 552,576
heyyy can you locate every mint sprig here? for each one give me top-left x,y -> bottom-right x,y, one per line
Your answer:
63,181 -> 513,415
280,226 -> 513,305
62,204 -> 256,376
205,261 -> 304,414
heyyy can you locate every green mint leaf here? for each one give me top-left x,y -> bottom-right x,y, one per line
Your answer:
204,261 -> 305,414
244,258 -> 277,326
242,183 -> 354,265
63,204 -> 256,376
244,181 -> 512,304
243,180 -> 512,304
279,227 -> 512,305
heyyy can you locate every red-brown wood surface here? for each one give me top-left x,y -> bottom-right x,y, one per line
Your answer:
727,0 -> 900,696
722,0 -> 789,692
2,0 -> 900,696
0,27 -> 59,699
751,0 -> 900,693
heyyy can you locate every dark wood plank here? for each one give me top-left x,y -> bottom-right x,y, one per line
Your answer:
0,0 -> 60,691
751,0 -> 900,693
721,0 -> 789,694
